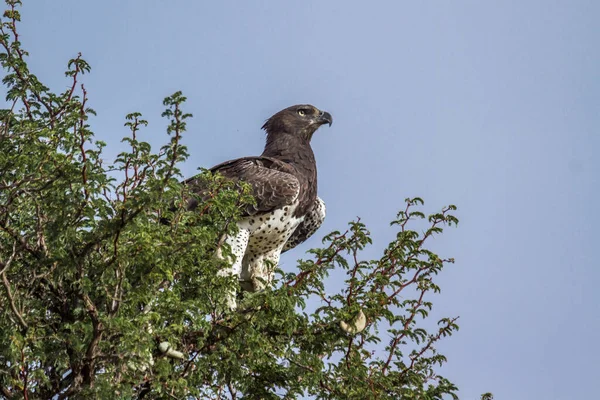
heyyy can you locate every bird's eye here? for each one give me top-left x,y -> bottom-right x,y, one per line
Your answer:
298,109 -> 306,116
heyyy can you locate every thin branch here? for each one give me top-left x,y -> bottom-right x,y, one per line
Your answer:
399,317 -> 460,377
382,288 -> 427,375
0,386 -> 13,399
0,241 -> 17,275
20,347 -> 29,400
80,293 -> 104,384
1,271 -> 28,331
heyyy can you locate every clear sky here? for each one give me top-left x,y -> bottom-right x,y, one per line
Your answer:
9,1 -> 599,398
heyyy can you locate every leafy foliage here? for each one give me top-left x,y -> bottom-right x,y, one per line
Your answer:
0,1 -> 484,399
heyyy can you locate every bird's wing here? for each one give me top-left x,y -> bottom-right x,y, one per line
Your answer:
282,197 -> 326,253
184,156 -> 300,216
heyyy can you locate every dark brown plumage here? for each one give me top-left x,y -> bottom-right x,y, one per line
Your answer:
186,104 -> 331,217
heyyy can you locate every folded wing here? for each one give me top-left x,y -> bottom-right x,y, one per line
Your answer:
184,156 -> 300,217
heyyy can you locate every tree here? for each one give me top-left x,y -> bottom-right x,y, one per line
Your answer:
0,1 -> 479,398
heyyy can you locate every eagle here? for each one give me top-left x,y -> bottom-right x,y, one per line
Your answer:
184,104 -> 332,306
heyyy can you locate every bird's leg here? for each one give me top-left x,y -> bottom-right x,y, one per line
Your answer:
248,250 -> 280,292
215,229 -> 250,310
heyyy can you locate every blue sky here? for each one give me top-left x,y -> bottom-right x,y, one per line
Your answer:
10,1 -> 599,398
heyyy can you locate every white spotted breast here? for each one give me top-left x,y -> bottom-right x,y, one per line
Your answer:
240,202 -> 304,254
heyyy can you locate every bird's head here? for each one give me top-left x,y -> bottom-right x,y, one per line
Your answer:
261,104 -> 332,141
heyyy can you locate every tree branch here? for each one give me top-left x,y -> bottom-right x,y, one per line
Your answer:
1,270 -> 27,331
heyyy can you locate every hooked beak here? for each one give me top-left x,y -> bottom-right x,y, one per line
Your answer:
317,111 -> 333,127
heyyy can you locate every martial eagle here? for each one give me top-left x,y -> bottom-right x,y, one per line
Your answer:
184,104 -> 332,304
